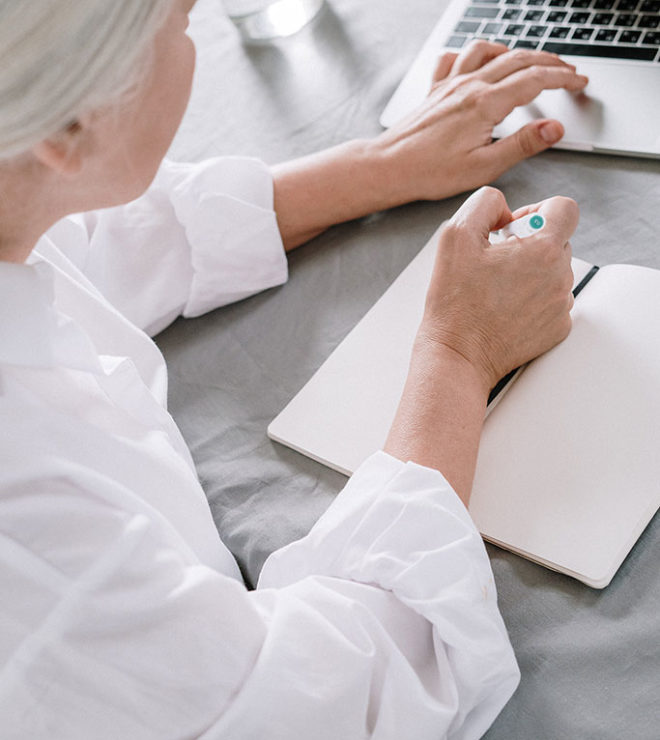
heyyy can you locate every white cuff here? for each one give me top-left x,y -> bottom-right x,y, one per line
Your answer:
164,157 -> 288,317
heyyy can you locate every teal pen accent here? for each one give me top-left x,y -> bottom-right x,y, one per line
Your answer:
529,214 -> 545,230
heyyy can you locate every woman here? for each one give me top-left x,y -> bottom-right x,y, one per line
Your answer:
0,1 -> 584,738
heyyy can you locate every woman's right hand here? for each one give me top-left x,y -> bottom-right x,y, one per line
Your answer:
385,186 -> 577,500
418,186 -> 578,393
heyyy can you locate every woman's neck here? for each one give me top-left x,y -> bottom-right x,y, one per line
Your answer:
0,159 -> 69,263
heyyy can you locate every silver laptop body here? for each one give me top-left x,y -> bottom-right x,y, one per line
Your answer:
381,0 -> 660,158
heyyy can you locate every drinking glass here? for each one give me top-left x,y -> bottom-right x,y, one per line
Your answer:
222,0 -> 325,41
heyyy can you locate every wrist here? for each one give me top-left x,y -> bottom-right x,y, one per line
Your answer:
412,327 -> 494,401
361,134 -> 420,209
384,327 -> 491,504
336,137 -> 408,213
272,138 -> 404,250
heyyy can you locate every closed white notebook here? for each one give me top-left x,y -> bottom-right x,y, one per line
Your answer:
269,229 -> 660,588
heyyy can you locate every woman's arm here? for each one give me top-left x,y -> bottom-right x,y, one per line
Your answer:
44,156 -> 287,336
273,42 -> 588,251
384,187 -> 578,505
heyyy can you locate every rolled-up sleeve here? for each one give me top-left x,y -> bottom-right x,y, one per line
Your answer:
45,157 -> 288,336
1,453 -> 519,740
254,451 -> 520,740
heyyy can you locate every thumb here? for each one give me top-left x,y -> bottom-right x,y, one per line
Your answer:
490,118 -> 564,167
451,185 -> 514,242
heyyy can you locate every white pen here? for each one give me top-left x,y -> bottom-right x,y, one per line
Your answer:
489,213 -> 546,244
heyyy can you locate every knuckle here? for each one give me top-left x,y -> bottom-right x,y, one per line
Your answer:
434,51 -> 452,70
510,48 -> 533,65
528,65 -> 545,85
441,219 -> 464,245
517,127 -> 538,158
562,269 -> 575,294
454,79 -> 489,109
542,196 -> 580,235
464,185 -> 507,221
550,194 -> 578,210
480,185 -> 503,201
560,196 -> 580,220
466,38 -> 491,55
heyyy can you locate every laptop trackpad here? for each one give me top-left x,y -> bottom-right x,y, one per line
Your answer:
494,61 -> 660,156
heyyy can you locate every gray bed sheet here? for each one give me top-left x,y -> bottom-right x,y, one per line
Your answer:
159,1 -> 660,737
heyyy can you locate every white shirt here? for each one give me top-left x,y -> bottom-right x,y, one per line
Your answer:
0,156 -> 519,739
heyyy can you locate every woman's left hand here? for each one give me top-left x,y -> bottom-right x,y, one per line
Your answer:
372,40 -> 589,203
273,41 -> 588,251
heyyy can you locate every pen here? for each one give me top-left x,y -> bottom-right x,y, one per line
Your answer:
489,213 -> 546,244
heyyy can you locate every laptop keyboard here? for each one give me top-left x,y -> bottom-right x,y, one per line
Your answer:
447,0 -> 660,61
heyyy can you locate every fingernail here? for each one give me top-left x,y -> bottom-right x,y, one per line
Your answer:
540,121 -> 563,144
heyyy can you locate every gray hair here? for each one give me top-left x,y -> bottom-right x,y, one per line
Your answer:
0,0 -> 174,160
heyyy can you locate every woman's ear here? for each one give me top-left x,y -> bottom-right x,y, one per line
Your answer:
31,120 -> 88,176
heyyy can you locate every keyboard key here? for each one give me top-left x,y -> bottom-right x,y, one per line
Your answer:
456,20 -> 481,32
542,39 -> 658,56
638,14 -> 660,27
571,0 -> 592,6
465,6 -> 500,18
549,24 -> 572,36
572,26 -> 595,38
547,10 -> 568,20
483,22 -> 504,33
569,11 -> 592,21
527,0 -> 546,5
615,12 -> 638,24
643,30 -> 660,43
446,34 -> 468,48
503,0 -> 523,4
593,0 -> 615,7
502,8 -> 522,19
620,28 -> 642,39
494,37 -> 513,45
525,9 -> 545,19
548,0 -> 569,6
640,0 -> 660,9
616,0 -> 638,8
514,39 -> 541,47
593,11 -> 615,21
595,27 -> 618,38
528,24 -> 548,35
505,23 -> 526,34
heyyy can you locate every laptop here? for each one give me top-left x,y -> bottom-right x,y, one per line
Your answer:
380,0 -> 660,158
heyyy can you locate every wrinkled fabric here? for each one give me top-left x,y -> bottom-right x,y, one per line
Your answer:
0,157 -> 518,739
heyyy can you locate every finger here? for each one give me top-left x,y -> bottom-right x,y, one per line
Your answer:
451,39 -> 509,76
510,203 -> 575,241
494,197 -> 579,249
483,118 -> 565,173
510,201 -> 545,220
533,196 -> 580,247
450,186 -> 513,242
488,66 -> 589,122
471,48 -> 578,84
431,52 -> 459,84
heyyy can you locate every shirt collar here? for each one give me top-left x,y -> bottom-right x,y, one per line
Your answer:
0,258 -> 101,373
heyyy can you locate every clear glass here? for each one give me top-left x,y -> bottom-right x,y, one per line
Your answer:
222,0 -> 324,41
